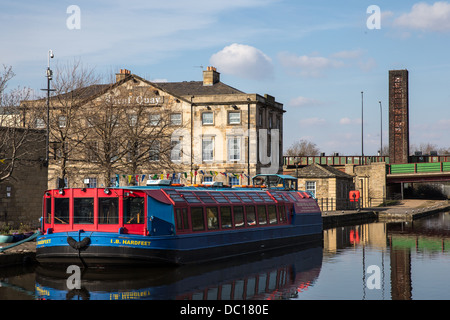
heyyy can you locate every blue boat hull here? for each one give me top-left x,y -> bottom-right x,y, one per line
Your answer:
36,214 -> 322,267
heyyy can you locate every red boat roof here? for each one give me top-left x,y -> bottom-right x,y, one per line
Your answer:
152,188 -> 311,206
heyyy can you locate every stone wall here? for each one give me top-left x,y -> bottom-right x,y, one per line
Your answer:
0,129 -> 47,229
345,162 -> 386,207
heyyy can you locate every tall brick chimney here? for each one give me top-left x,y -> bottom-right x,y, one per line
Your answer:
388,69 -> 409,164
116,69 -> 131,82
203,66 -> 220,86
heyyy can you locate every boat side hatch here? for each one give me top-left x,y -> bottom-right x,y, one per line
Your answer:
144,190 -> 173,205
148,216 -> 175,236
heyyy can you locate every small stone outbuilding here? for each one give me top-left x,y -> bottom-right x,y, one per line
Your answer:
295,163 -> 355,211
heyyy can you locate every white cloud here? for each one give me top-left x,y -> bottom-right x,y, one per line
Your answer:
299,117 -> 327,126
437,118 -> 450,126
151,78 -> 168,83
279,48 -> 378,77
278,52 -> 344,78
358,57 -> 377,72
340,117 -> 361,125
288,96 -> 323,108
394,1 -> 450,32
330,49 -> 365,59
209,43 -> 274,80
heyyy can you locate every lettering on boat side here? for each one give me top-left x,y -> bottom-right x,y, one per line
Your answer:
37,239 -> 51,245
110,239 -> 151,246
109,291 -> 152,300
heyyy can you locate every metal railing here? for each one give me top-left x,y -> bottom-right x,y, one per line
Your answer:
316,197 -> 390,212
387,162 -> 450,174
284,155 -> 450,167
284,156 -> 389,167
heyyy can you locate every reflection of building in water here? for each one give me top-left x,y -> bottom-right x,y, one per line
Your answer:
323,223 -> 387,254
390,249 -> 411,300
324,214 -> 450,300
387,214 -> 450,300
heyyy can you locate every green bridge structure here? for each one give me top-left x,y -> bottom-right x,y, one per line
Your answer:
283,155 -> 450,183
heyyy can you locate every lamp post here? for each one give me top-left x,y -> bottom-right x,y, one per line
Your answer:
361,91 -> 364,165
379,100 -> 382,157
41,50 -> 55,166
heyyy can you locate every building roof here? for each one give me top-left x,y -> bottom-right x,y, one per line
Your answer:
296,163 -> 353,179
53,84 -> 111,101
24,69 -> 276,108
36,75 -> 246,106
157,81 -> 245,96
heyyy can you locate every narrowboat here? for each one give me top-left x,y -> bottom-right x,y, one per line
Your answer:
36,174 -> 323,267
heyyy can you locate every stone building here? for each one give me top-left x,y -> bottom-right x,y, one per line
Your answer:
286,161 -> 388,210
23,66 -> 284,189
295,163 -> 355,211
344,162 -> 387,207
0,127 -> 47,228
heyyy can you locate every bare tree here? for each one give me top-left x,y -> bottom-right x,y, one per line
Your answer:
82,85 -> 186,186
285,139 -> 320,156
22,63 -> 189,187
20,60 -> 104,187
381,145 -> 389,157
49,60 -> 103,186
410,142 -> 440,155
0,65 -> 44,183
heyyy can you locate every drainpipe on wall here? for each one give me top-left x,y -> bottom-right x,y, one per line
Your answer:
247,98 -> 251,185
190,96 -> 194,184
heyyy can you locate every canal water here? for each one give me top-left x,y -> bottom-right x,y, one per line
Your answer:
1,211 -> 449,300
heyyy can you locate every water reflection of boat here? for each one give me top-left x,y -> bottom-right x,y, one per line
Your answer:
35,241 -> 323,300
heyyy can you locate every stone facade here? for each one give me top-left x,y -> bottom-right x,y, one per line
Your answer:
345,162 -> 387,207
294,163 -> 354,211
24,67 -> 284,189
0,127 -> 47,229
285,162 -> 388,210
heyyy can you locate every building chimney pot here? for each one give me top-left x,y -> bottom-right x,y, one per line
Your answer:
116,68 -> 131,82
203,66 -> 220,86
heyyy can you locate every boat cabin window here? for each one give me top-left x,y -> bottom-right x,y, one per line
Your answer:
175,208 -> 189,231
206,207 -> 219,230
124,197 -> 144,224
99,197 -> 119,224
279,205 -> 287,223
284,179 -> 297,190
74,198 -> 94,224
191,207 -> 205,231
257,205 -> 267,225
232,206 -> 243,228
246,206 -> 256,226
221,206 -> 233,228
252,175 -> 298,190
45,198 -> 51,224
268,205 -> 277,224
54,198 -> 70,224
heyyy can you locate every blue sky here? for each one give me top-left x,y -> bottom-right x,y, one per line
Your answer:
1,0 -> 450,155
